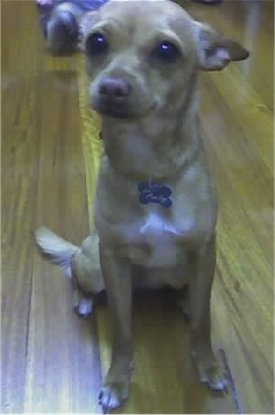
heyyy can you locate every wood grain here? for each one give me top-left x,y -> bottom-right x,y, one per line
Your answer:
2,0 -> 274,413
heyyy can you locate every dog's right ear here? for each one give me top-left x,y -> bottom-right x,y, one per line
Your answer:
195,22 -> 249,71
79,11 -> 98,51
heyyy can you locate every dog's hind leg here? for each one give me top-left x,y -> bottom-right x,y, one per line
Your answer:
72,233 -> 105,295
34,227 -> 105,317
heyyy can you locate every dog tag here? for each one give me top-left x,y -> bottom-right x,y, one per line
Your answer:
138,182 -> 173,208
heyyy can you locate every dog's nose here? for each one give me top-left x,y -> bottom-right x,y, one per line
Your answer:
99,78 -> 130,102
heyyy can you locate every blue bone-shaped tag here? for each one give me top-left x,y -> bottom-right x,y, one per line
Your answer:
138,182 -> 173,208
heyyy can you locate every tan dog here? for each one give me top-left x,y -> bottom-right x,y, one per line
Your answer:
35,0 -> 249,411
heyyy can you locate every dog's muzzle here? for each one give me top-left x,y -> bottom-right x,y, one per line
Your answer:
94,77 -> 132,118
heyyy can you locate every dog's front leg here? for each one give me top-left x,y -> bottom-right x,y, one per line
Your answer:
189,235 -> 227,391
99,245 -> 133,412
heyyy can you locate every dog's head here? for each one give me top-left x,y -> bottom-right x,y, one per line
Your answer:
81,0 -> 249,120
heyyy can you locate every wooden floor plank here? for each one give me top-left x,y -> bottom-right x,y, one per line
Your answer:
196,54 -> 274,412
2,76 -> 40,412
24,72 -> 102,412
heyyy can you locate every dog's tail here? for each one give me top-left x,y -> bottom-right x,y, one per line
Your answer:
34,227 -> 80,278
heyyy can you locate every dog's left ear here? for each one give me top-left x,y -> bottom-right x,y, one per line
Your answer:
195,22 -> 249,71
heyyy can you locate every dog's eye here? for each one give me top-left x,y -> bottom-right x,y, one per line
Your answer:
86,32 -> 108,56
153,41 -> 181,63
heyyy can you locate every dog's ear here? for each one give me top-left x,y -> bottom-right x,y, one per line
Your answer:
195,22 -> 249,71
79,11 -> 98,51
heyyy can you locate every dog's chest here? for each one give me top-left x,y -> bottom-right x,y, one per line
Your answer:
113,208 -> 195,267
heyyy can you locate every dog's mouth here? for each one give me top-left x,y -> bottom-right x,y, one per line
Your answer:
94,103 -> 134,119
92,100 -> 158,120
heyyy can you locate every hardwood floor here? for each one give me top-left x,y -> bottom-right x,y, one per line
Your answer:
2,0 -> 274,413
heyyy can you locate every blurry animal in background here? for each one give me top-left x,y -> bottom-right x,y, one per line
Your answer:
36,0 -> 108,54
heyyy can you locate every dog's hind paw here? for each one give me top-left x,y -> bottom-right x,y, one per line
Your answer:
72,290 -> 94,317
99,382 -> 129,413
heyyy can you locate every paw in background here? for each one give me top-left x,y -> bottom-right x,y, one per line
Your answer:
36,0 -> 108,54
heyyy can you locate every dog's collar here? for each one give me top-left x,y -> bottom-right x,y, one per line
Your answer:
138,181 -> 172,208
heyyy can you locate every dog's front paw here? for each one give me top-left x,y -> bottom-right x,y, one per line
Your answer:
191,350 -> 228,392
99,381 -> 129,413
198,363 -> 227,391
